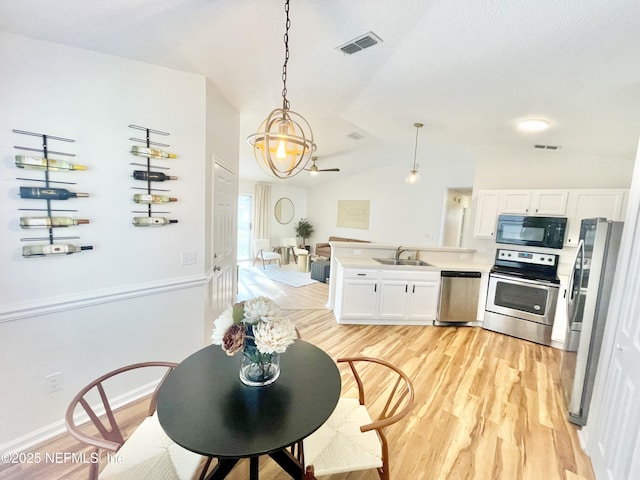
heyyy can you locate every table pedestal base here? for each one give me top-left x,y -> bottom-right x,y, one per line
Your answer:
204,448 -> 303,480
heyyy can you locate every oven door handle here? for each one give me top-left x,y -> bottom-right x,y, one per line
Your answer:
489,273 -> 559,289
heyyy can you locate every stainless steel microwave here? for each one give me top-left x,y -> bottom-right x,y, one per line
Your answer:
495,215 -> 567,249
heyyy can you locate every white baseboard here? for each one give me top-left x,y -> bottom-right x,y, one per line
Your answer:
0,381 -> 158,454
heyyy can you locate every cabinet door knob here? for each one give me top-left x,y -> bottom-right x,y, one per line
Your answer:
616,343 -> 624,351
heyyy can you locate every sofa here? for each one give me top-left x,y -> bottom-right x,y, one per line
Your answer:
315,236 -> 370,259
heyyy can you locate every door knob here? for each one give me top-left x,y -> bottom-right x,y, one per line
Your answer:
214,266 -> 221,272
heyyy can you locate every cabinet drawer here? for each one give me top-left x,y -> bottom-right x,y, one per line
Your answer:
378,269 -> 440,281
342,269 -> 378,279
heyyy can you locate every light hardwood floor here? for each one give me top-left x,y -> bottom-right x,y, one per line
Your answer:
0,267 -> 594,480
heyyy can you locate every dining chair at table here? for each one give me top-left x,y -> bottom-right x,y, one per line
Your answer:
303,357 -> 415,480
252,238 -> 281,269
65,361 -> 210,480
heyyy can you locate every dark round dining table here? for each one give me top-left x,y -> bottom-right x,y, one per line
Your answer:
156,340 -> 341,480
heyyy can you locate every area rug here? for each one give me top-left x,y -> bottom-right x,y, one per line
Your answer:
244,264 -> 318,288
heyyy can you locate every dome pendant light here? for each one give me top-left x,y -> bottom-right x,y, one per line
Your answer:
405,122 -> 423,185
247,0 -> 316,179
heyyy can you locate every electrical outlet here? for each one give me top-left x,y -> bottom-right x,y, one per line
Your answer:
45,372 -> 63,393
181,250 -> 196,266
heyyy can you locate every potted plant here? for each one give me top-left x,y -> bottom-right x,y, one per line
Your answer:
294,218 -> 314,250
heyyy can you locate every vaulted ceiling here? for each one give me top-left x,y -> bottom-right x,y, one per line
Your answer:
1,0 -> 639,186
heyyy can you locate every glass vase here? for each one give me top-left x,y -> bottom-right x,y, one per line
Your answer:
239,351 -> 280,387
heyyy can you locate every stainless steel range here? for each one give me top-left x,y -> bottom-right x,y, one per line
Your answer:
484,248 -> 560,346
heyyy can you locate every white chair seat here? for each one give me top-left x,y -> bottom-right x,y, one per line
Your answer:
304,398 -> 383,476
100,413 -> 202,480
253,239 -> 281,269
260,251 -> 281,261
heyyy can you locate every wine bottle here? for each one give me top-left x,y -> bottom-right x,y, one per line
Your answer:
133,193 -> 177,204
22,243 -> 93,257
132,216 -> 178,226
19,186 -> 89,200
132,170 -> 178,181
130,146 -> 177,159
15,155 -> 87,171
20,217 -> 90,228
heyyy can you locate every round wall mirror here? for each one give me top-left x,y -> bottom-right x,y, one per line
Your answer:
274,198 -> 295,224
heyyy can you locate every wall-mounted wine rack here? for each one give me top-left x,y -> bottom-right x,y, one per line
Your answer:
14,129 -> 93,258
129,124 -> 179,227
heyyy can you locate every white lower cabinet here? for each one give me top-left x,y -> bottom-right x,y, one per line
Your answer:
405,280 -> 440,321
340,279 -> 379,320
335,266 -> 440,324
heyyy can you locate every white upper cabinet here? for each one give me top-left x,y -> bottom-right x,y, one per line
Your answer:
501,190 -> 532,214
501,190 -> 568,215
531,190 -> 569,215
474,190 -> 501,238
564,189 -> 627,246
474,188 -> 627,241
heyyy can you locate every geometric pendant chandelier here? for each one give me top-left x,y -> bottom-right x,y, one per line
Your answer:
247,0 -> 316,179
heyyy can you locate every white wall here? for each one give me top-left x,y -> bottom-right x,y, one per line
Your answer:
306,145 -> 476,251
0,33 -> 238,450
467,145 -> 635,263
302,142 -> 634,261
238,179 -> 308,249
473,146 -> 634,190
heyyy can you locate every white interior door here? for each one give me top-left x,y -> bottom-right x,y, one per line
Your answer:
586,140 -> 640,479
211,158 -> 237,318
588,224 -> 640,479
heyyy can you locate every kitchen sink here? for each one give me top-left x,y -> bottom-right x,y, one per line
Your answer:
373,258 -> 431,266
397,259 -> 431,266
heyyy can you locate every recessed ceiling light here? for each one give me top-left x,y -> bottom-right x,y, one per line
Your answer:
518,119 -> 550,132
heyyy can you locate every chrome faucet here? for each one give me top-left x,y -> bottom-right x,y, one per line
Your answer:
395,246 -> 410,260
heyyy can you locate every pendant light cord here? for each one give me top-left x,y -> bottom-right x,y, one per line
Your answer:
281,0 -> 291,111
413,122 -> 423,169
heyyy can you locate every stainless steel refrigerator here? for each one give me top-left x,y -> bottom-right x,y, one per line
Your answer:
561,218 -> 623,426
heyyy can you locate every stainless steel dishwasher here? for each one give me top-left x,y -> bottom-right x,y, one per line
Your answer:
435,271 -> 482,325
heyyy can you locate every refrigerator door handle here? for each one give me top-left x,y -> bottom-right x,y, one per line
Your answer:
566,239 -> 585,326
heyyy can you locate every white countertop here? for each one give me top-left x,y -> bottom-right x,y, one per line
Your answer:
335,256 -> 492,273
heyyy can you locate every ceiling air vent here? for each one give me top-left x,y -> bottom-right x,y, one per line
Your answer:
337,32 -> 383,55
534,144 -> 561,150
347,131 -> 364,141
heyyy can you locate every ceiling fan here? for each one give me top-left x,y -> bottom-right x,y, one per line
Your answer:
305,156 -> 340,175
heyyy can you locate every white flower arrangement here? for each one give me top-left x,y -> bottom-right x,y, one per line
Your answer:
211,296 -> 298,357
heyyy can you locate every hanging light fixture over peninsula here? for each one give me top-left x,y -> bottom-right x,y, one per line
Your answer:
247,0 -> 316,179
405,122 -> 423,185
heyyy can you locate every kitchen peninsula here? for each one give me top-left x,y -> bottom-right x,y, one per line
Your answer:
326,242 -> 492,325
327,241 -> 573,351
